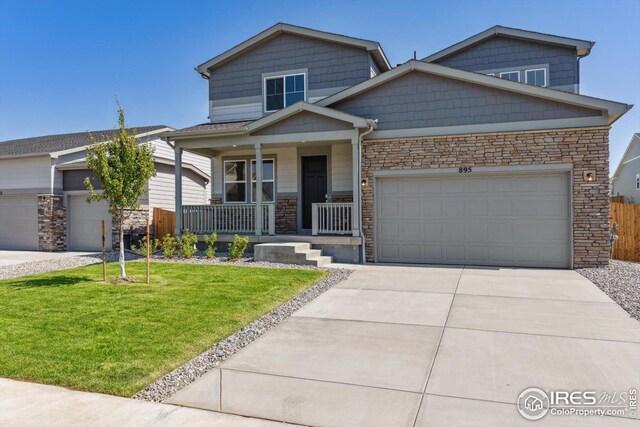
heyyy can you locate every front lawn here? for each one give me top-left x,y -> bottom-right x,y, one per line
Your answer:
0,262 -> 325,396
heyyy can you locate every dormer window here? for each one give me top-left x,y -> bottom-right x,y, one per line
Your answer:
499,71 -> 520,82
525,69 -> 547,87
264,72 -> 306,112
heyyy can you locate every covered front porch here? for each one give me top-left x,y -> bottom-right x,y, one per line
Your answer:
166,102 -> 375,257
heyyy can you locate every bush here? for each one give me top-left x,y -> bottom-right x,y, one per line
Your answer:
178,231 -> 198,258
161,234 -> 178,258
204,232 -> 217,259
228,234 -> 249,261
130,236 -> 159,256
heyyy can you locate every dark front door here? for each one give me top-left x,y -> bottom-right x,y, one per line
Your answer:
302,155 -> 328,229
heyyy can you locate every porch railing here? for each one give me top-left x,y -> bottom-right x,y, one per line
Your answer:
181,204 -> 275,235
312,203 -> 353,236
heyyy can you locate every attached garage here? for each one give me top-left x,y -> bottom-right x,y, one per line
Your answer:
0,195 -> 38,250
375,171 -> 571,268
67,195 -> 112,251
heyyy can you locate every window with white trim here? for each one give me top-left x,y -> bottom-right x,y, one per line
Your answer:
499,71 -> 520,82
636,173 -> 640,191
251,159 -> 275,203
525,68 -> 546,87
224,160 -> 247,203
264,73 -> 305,112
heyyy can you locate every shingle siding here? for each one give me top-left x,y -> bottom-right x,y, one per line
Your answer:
435,36 -> 578,88
209,33 -> 371,101
331,71 -> 599,130
253,111 -> 353,135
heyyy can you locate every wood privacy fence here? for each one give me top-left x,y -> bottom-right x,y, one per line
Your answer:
153,208 -> 175,238
610,202 -> 640,262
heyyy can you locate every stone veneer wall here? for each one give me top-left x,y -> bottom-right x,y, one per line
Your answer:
37,194 -> 66,251
275,195 -> 297,234
112,209 -> 149,249
331,194 -> 353,203
361,127 -> 610,267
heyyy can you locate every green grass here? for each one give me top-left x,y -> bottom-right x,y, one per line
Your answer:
0,262 -> 325,396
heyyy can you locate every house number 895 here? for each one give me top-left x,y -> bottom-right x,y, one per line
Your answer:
458,167 -> 472,173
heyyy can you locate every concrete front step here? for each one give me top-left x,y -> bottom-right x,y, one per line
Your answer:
254,243 -> 332,267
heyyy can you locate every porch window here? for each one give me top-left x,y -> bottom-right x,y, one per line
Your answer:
224,160 -> 247,203
264,73 -> 305,112
251,159 -> 275,203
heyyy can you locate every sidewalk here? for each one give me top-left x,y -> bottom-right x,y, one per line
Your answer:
0,378 -> 288,427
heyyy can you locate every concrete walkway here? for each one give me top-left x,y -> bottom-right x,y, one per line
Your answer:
167,264 -> 640,426
0,378 -> 289,426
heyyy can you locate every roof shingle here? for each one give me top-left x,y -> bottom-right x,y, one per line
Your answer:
0,125 -> 169,157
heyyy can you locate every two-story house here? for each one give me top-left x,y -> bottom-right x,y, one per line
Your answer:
165,23 -> 631,268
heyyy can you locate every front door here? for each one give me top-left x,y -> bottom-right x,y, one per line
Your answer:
302,155 -> 328,229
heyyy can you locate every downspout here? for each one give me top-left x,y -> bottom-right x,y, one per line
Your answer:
358,120 -> 376,264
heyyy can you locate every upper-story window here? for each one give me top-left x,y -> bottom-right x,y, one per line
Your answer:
264,73 -> 305,112
499,71 -> 520,82
525,69 -> 547,87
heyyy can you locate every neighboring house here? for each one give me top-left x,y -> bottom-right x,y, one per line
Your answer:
164,23 -> 632,268
0,126 -> 211,251
611,133 -> 640,203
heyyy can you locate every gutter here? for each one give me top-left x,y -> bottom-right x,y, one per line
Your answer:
358,119 -> 377,264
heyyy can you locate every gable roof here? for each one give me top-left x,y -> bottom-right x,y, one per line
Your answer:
165,102 -> 375,140
423,25 -> 595,63
317,60 -> 631,124
612,133 -> 640,180
0,126 -> 172,159
195,23 -> 391,78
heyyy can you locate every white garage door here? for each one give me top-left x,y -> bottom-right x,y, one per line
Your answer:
0,195 -> 38,250
68,196 -> 112,251
376,172 -> 571,268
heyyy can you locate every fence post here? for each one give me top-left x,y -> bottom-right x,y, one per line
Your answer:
101,220 -> 107,282
312,203 -> 318,236
146,216 -> 150,285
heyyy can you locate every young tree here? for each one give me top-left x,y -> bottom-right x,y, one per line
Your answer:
84,101 -> 156,278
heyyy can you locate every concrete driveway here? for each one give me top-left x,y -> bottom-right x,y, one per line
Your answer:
0,250 -> 95,266
167,264 -> 640,426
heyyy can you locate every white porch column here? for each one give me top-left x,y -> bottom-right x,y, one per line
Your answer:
174,145 -> 183,235
255,143 -> 263,236
351,134 -> 361,237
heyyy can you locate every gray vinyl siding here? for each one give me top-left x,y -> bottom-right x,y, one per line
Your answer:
63,169 -> 102,191
330,71 -> 600,131
149,163 -> 207,211
252,111 -> 353,135
435,36 -> 578,89
209,33 -> 371,101
612,137 -> 640,202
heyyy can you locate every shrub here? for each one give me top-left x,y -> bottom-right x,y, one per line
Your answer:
161,234 -> 178,258
228,234 -> 249,261
178,231 -> 198,258
130,236 -> 159,256
204,232 -> 217,259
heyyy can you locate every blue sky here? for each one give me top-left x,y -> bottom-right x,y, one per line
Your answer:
0,0 -> 638,169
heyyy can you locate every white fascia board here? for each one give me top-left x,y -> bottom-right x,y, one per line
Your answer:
423,25 -> 595,62
318,60 -> 631,118
196,23 -> 389,77
245,101 -> 372,133
612,133 -> 640,179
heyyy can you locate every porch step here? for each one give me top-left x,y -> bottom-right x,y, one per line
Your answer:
254,243 -> 332,267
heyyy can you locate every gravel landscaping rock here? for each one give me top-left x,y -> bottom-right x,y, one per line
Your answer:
577,260 -> 640,321
0,251 -> 142,280
132,266 -> 352,403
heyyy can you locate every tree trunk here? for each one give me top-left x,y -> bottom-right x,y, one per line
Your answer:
119,211 -> 126,278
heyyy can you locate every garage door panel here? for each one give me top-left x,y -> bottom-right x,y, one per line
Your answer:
68,196 -> 112,251
376,172 -> 570,268
0,196 -> 38,250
